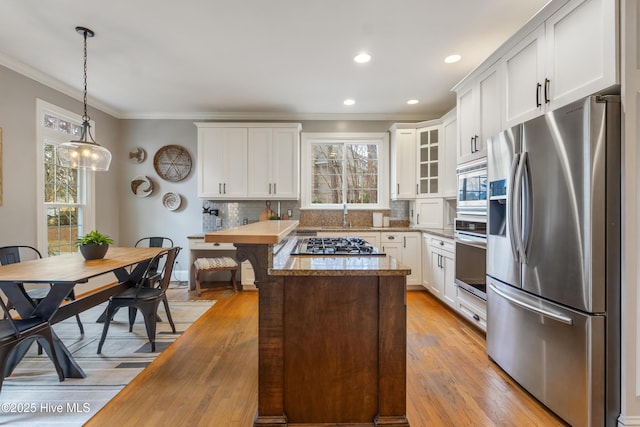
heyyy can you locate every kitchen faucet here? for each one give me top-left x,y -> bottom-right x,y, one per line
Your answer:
342,203 -> 348,228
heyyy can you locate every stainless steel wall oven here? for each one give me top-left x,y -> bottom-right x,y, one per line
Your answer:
454,218 -> 487,300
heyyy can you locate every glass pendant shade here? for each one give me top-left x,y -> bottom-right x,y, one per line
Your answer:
58,121 -> 112,171
57,26 -> 111,172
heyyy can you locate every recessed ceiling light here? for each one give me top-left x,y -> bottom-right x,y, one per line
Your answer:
444,54 -> 462,64
344,99 -> 356,106
354,53 -> 371,63
407,99 -> 419,105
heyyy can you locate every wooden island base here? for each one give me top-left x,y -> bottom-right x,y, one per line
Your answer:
205,222 -> 410,426
253,274 -> 409,426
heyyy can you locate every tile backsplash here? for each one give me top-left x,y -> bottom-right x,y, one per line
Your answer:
202,200 -> 410,232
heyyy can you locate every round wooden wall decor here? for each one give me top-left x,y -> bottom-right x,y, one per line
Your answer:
153,145 -> 192,182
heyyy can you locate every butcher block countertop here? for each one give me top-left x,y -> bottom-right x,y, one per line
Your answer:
204,220 -> 298,244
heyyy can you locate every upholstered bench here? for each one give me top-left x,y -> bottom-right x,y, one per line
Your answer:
194,257 -> 239,296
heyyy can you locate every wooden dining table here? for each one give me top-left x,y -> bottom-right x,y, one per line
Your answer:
0,246 -> 165,379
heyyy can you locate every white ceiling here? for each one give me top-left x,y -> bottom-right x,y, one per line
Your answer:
0,0 -> 549,120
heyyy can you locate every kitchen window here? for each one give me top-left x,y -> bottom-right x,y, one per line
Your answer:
301,132 -> 389,209
36,99 -> 95,256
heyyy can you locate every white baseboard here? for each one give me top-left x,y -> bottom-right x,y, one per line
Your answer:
619,415 -> 640,426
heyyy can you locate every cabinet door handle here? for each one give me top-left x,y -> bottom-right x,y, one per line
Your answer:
417,213 -> 420,224
269,183 -> 272,194
403,236 -> 406,248
397,183 -> 400,194
470,137 -> 475,153
273,183 -> 276,194
416,183 -> 419,195
536,82 -> 542,108
473,135 -> 479,153
223,183 -> 226,194
218,183 -> 222,194
544,78 -> 550,104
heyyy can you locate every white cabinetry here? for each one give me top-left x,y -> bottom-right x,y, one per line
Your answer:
504,0 -> 617,127
197,127 -> 248,199
391,118 -> 453,200
196,123 -> 301,200
440,109 -> 457,198
456,287 -> 487,331
417,124 -> 442,196
390,126 -> 417,200
425,234 -> 455,308
411,198 -> 444,229
456,65 -> 501,166
381,232 -> 422,287
247,126 -> 301,199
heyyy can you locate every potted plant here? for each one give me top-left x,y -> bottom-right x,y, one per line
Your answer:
77,230 -> 114,260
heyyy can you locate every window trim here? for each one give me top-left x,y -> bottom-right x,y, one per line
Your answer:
300,132 -> 389,210
36,99 -> 96,256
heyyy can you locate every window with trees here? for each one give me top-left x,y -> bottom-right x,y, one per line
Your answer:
37,100 -> 95,256
301,133 -> 389,209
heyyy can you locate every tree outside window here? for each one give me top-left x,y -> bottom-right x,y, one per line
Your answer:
311,142 -> 378,205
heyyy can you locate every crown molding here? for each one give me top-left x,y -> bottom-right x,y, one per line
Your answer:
0,52 -> 123,118
121,111 -> 440,121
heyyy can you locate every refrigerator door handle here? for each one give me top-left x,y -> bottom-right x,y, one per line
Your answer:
508,153 -> 521,261
521,153 -> 533,262
513,152 -> 528,263
489,284 -> 573,325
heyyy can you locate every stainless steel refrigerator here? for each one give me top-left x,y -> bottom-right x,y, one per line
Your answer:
486,95 -> 620,427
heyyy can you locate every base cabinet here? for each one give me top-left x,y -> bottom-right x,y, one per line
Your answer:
456,286 -> 487,331
424,234 -> 455,307
381,232 -> 422,287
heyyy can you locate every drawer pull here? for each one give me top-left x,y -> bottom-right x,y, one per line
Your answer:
472,313 -> 480,321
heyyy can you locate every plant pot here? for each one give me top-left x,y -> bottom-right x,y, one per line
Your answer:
79,243 -> 109,260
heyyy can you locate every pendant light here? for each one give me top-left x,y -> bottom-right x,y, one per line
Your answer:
57,26 -> 112,171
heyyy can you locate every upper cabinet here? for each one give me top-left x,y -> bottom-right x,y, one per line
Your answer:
197,127 -> 248,199
503,0 -> 618,127
440,109 -> 457,198
417,124 -> 442,197
196,123 -> 301,200
247,127 -> 300,199
390,113 -> 455,201
455,0 -> 618,154
390,125 -> 417,200
456,65 -> 502,166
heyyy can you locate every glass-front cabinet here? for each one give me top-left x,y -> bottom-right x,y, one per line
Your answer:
418,125 -> 441,196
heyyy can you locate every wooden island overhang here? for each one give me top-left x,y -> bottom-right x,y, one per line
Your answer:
205,220 -> 411,427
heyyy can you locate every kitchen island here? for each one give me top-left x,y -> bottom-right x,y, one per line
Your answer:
205,220 -> 411,427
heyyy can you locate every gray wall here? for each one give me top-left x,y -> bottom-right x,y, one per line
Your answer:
0,64 -> 434,280
0,65 -> 121,247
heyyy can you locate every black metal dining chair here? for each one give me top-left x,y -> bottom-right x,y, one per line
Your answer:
0,295 -> 64,392
0,246 -> 84,336
97,247 -> 180,353
134,237 -> 175,322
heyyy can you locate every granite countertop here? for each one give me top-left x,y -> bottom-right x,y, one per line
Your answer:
419,228 -> 455,239
296,225 -> 415,233
268,236 -> 411,277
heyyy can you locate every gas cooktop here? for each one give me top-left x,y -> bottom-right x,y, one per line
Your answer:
290,237 -> 385,256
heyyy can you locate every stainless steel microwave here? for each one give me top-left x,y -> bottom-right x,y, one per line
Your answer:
456,161 -> 488,216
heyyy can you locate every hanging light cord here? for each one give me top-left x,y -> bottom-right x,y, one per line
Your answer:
81,28 -> 89,124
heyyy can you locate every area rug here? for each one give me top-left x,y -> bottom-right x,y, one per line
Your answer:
0,299 -> 215,426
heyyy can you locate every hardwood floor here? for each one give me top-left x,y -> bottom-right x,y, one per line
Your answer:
86,286 -> 567,427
